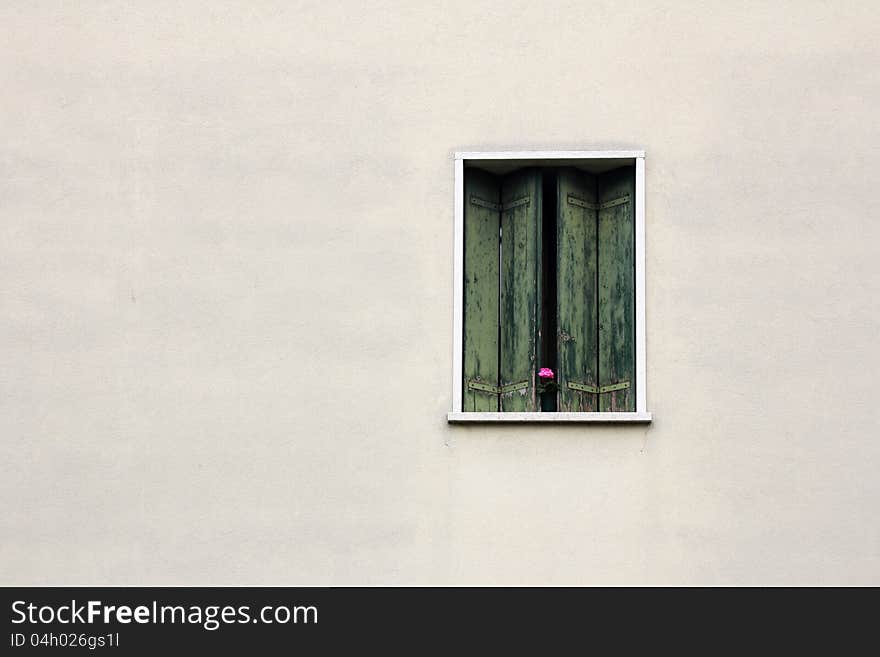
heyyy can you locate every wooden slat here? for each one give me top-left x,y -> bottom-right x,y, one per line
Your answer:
556,167 -> 599,412
597,166 -> 636,412
463,168 -> 501,411
500,168 -> 541,412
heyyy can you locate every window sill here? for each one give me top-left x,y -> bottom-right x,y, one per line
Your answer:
447,411 -> 652,424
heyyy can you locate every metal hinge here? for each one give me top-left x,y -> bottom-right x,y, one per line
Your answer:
599,195 -> 629,209
567,380 -> 630,394
502,196 -> 530,211
468,380 -> 530,394
566,194 -> 630,211
470,195 -> 501,211
567,194 -> 598,210
469,195 -> 530,212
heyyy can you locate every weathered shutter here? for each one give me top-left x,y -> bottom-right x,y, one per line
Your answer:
463,168 -> 501,411
500,168 -> 541,411
597,167 -> 636,411
556,167 -> 599,411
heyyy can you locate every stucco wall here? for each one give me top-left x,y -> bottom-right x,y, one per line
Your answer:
3,1 -> 879,585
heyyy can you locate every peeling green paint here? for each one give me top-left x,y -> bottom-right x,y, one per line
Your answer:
598,167 -> 636,412
557,167 -> 599,412
500,168 -> 540,412
463,168 -> 500,411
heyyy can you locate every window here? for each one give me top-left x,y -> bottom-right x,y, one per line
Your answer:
448,151 -> 651,423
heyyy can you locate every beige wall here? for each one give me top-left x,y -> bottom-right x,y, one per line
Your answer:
2,1 -> 879,585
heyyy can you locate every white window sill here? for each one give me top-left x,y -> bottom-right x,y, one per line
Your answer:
447,411 -> 652,423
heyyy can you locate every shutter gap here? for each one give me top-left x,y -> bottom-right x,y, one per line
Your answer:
595,174 -> 601,393
497,202 -> 502,412
540,169 -> 558,411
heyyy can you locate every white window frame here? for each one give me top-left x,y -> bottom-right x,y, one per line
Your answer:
448,150 -> 651,423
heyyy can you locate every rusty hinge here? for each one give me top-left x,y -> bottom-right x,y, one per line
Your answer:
468,380 -> 530,394
567,194 -> 599,210
502,196 -> 530,211
567,380 -> 630,394
599,195 -> 630,210
567,194 -> 629,211
470,195 -> 501,211
470,195 -> 531,212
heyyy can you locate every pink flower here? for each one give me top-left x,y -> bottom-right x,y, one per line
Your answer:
538,367 -> 555,379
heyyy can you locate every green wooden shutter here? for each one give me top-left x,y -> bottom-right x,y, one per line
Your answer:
463,168 -> 501,411
464,163 -> 635,415
556,167 -> 599,412
597,167 -> 636,412
500,168 -> 541,412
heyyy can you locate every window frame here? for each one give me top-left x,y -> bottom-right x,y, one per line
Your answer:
448,150 -> 651,423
